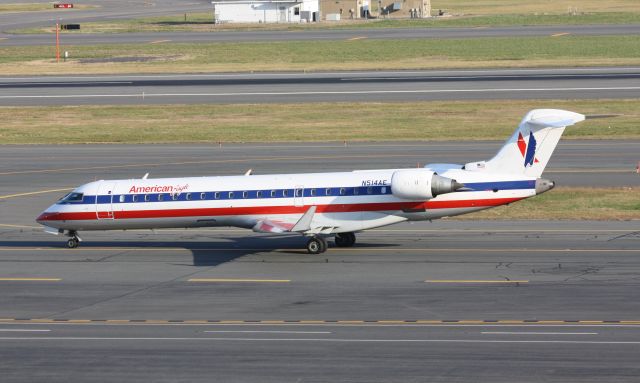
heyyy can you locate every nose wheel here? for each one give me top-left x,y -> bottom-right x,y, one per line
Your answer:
306,236 -> 328,254
66,237 -> 79,249
66,231 -> 81,248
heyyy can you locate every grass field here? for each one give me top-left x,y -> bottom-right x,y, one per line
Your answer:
0,99 -> 638,144
454,187 -> 639,220
15,12 -> 640,34
1,35 -> 640,75
434,0 -> 640,15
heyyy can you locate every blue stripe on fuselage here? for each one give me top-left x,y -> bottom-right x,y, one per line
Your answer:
56,180 -> 535,205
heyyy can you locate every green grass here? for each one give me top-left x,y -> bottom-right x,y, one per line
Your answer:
456,187 -> 640,220
0,100 -> 638,144
1,35 -> 640,75
12,12 -> 640,34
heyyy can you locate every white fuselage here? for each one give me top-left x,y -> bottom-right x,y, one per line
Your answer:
36,166 -> 539,233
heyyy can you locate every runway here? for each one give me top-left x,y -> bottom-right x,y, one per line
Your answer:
2,24 -> 640,46
2,67 -> 640,105
1,142 -> 638,381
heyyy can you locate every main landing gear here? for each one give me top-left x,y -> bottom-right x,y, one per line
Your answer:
306,236 -> 328,254
334,232 -> 356,248
305,232 -> 356,254
66,231 -> 81,249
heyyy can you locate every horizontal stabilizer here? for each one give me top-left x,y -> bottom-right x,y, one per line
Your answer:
525,110 -> 585,128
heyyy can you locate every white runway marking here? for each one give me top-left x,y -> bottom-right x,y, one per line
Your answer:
203,330 -> 331,334
481,331 -> 598,335
0,337 -> 638,344
1,67 -> 639,81
1,86 -> 640,99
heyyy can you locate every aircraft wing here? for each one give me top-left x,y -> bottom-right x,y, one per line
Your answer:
252,206 -> 337,235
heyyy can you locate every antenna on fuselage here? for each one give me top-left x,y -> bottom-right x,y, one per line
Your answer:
244,169 -> 253,176
142,173 -> 149,180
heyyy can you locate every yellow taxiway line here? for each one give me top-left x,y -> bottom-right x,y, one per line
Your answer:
551,32 -> 570,37
0,188 -> 72,200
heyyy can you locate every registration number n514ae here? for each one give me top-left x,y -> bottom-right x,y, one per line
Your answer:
361,179 -> 388,186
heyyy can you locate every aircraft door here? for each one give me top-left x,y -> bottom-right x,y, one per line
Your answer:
294,185 -> 304,207
96,181 -> 117,219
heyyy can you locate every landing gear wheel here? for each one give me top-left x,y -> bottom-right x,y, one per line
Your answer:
306,236 -> 327,254
67,237 -> 79,249
334,232 -> 356,247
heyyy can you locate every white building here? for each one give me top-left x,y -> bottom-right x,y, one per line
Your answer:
212,0 -> 319,23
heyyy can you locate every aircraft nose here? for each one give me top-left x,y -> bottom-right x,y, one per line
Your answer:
36,211 -> 55,225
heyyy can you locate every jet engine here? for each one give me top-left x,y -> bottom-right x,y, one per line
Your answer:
391,169 -> 464,200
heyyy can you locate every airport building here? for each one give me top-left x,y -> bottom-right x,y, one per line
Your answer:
212,0 -> 320,23
211,0 -> 429,23
320,0 -> 430,20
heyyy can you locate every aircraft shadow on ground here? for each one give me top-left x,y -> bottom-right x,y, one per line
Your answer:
0,237 -> 400,267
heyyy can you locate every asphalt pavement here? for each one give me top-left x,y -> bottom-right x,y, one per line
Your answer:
2,67 -> 640,105
0,142 -> 638,381
2,24 -> 640,46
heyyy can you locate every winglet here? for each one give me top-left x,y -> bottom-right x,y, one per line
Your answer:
291,206 -> 316,232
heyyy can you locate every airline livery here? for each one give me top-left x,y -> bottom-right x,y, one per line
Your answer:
36,109 -> 585,254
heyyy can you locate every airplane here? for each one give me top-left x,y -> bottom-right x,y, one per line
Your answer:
36,109 -> 585,254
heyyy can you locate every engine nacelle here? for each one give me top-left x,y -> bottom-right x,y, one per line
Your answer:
391,169 -> 463,200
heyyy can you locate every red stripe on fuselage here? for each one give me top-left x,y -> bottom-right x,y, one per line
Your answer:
37,197 -> 523,222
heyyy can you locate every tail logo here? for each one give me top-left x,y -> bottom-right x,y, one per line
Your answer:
517,132 -> 539,167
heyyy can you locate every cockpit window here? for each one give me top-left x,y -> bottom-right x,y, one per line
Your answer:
59,192 -> 84,203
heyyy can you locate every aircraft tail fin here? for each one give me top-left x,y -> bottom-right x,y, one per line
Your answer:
483,109 -> 585,177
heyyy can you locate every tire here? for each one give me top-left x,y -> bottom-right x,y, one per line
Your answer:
67,237 -> 79,249
306,237 -> 322,254
335,232 -> 356,247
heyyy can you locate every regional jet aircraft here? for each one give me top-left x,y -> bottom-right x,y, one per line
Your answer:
37,109 -> 584,254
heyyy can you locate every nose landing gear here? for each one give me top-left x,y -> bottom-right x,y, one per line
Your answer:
66,231 -> 81,248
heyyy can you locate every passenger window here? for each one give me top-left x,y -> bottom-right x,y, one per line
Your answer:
381,186 -> 387,194
214,192 -> 220,200
325,188 -> 332,196
158,194 -> 164,201
144,194 -> 150,202
119,195 -> 125,203
296,189 -> 303,197
132,195 -> 138,202
353,187 -> 359,195
367,187 -> 373,195
242,191 -> 248,199
228,192 -> 234,199
200,192 -> 206,200
257,191 -> 263,198
186,193 -> 192,201
339,188 -> 346,196
172,193 -> 179,201
282,190 -> 288,197
310,189 -> 316,196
